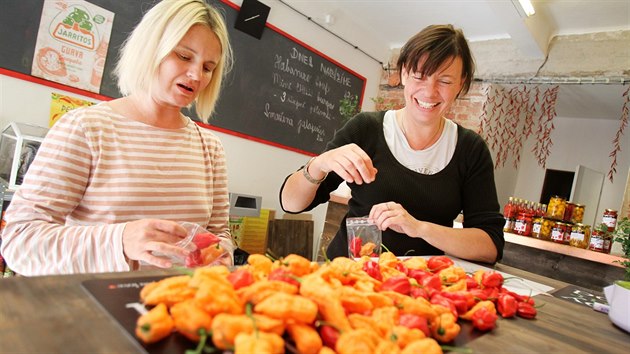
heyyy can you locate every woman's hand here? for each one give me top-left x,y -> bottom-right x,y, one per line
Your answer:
315,144 -> 378,184
122,219 -> 190,268
369,202 -> 420,236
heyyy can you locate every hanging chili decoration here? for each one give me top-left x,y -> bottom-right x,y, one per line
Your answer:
607,85 -> 630,182
481,84 -> 559,170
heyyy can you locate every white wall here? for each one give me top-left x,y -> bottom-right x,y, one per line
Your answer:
494,115 -> 630,255
0,0 -> 382,258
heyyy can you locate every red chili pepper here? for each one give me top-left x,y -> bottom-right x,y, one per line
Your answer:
481,271 -> 504,289
407,269 -> 431,283
226,268 -> 255,290
421,274 -> 443,292
466,275 -> 479,290
440,291 -> 474,315
192,232 -> 220,249
430,293 -> 458,318
349,237 -> 362,258
499,288 -> 524,302
185,249 -> 204,268
471,307 -> 498,331
410,286 -> 430,300
517,302 -> 537,319
468,288 -> 488,302
362,260 -> 383,281
482,286 -> 500,301
319,325 -> 340,348
268,268 -> 300,287
427,256 -> 454,273
398,313 -> 430,337
380,275 -> 411,295
497,293 -> 517,318
395,262 -> 409,276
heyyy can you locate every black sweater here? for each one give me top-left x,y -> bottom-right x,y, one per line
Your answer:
280,111 -> 505,262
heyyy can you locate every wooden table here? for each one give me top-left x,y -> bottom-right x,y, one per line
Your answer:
0,265 -> 628,353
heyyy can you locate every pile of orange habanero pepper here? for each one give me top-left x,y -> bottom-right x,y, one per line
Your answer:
135,253 -> 538,354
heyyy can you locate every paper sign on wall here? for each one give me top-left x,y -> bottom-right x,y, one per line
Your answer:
49,92 -> 95,127
31,0 -> 114,93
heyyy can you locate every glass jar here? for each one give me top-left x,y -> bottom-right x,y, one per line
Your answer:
551,221 -> 568,244
588,229 -> 606,252
546,195 -> 566,221
602,209 -> 618,232
571,204 -> 585,224
563,202 -> 575,222
537,217 -> 555,241
531,216 -> 543,238
503,217 -> 515,233
514,212 -> 533,236
569,223 -> 591,249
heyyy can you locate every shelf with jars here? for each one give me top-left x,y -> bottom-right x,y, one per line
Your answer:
503,195 -> 616,254
502,195 -> 625,267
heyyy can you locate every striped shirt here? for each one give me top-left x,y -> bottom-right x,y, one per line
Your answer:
0,103 -> 233,276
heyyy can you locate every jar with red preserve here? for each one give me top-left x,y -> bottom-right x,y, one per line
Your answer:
563,202 -> 575,222
514,212 -> 533,236
551,222 -> 569,244
588,229 -> 607,253
602,209 -> 618,232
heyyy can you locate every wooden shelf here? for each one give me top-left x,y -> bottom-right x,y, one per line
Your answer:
504,232 -> 625,268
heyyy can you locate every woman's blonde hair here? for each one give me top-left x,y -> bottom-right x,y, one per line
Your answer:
115,0 -> 233,122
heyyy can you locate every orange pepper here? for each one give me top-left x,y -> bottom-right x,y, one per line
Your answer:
135,303 -> 174,344
459,300 -> 497,320
430,312 -> 460,343
287,323 -> 323,354
169,299 -> 212,342
401,338 -> 443,354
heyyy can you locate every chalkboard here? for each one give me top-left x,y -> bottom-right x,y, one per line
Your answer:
0,0 -> 366,155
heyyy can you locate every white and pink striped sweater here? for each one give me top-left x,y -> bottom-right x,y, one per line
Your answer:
1,103 -> 233,276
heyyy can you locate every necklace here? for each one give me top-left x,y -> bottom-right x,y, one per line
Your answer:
399,113 -> 444,150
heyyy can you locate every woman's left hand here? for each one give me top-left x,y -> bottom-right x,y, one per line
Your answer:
369,202 -> 419,237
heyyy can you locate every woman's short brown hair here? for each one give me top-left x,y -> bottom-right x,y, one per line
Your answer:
396,24 -> 475,96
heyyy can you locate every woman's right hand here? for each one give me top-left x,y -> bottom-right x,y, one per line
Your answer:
315,143 -> 378,184
122,219 -> 190,268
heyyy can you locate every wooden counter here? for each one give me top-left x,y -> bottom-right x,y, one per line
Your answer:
0,264 -> 629,353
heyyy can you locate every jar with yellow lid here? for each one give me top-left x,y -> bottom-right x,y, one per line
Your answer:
571,204 -> 585,224
569,223 -> 591,249
546,195 -> 566,220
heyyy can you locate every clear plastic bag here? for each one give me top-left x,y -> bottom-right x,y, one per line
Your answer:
346,217 -> 382,258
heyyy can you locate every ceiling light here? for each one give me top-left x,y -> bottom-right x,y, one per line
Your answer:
512,0 -> 536,17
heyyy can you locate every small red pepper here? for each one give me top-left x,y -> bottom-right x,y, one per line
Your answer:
380,275 -> 411,295
349,237 -> 362,258
421,274 -> 443,292
466,274 -> 479,290
471,306 -> 498,331
410,286 -> 430,300
226,268 -> 255,290
395,262 -> 409,276
430,293 -> 458,318
407,269 -> 431,283
440,291 -> 474,315
319,325 -> 340,348
268,268 -> 300,287
362,260 -> 383,281
427,256 -> 454,273
497,293 -> 517,318
398,313 -> 430,337
517,301 -> 537,319
481,271 -> 504,289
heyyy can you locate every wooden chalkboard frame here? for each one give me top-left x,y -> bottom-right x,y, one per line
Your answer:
0,0 -> 367,156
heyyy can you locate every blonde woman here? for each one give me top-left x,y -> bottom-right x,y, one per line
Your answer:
1,0 -> 235,275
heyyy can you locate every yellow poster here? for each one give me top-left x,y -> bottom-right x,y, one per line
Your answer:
49,92 -> 95,127
32,0 -> 114,93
